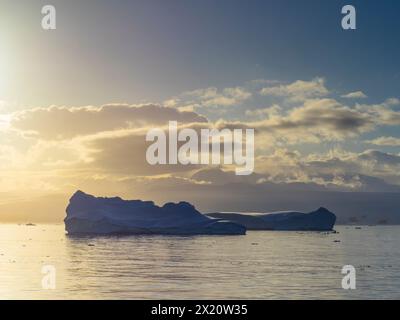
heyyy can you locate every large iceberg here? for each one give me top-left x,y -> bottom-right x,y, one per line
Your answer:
64,191 -> 246,235
207,207 -> 336,231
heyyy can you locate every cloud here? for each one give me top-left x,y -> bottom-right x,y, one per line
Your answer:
368,105 -> 400,126
365,136 -> 400,146
357,149 -> 400,166
191,167 -> 263,185
267,98 -> 372,134
245,105 -> 282,119
260,78 -> 329,102
341,91 -> 368,99
6,96 -> 400,181
80,120 -> 255,176
383,98 -> 400,106
175,86 -> 252,109
3,77 -> 400,223
11,104 -> 207,140
248,147 -> 400,190
242,98 -> 400,144
242,99 -> 376,143
202,87 -> 251,106
81,129 -> 201,175
0,114 -> 11,131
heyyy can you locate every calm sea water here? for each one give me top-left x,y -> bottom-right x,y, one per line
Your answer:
0,224 -> 399,299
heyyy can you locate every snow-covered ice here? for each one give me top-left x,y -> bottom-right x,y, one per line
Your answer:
64,191 -> 246,235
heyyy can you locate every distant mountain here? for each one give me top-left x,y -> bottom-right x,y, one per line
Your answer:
143,181 -> 400,225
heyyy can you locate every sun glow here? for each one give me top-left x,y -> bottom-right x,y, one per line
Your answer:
0,114 -> 11,130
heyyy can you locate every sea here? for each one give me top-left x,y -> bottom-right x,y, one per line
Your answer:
0,224 -> 399,299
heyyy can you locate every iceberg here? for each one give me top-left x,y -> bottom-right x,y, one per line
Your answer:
207,207 -> 336,231
64,191 -> 246,235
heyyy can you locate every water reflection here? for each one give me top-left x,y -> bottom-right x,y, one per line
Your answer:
1,224 -> 400,299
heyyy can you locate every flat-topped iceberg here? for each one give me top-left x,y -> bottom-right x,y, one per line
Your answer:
64,191 -> 246,235
207,207 -> 336,231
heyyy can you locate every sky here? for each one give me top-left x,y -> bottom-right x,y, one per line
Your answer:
1,0 -> 400,223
